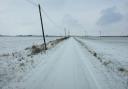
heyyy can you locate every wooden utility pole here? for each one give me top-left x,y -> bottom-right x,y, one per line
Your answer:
99,30 -> 101,40
68,30 -> 70,37
84,31 -> 86,38
38,4 -> 47,50
64,28 -> 66,37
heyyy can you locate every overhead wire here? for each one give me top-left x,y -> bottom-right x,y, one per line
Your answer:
24,0 -> 38,6
40,7 -> 64,29
24,0 -> 64,30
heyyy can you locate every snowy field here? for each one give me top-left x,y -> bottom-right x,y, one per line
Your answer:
0,37 -> 60,54
78,37 -> 128,67
77,37 -> 128,89
0,36 -> 61,88
0,37 -> 128,89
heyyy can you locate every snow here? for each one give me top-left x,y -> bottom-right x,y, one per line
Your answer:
78,37 -> 128,63
0,37 -> 59,54
76,37 -> 128,89
0,37 -> 62,88
77,37 -> 128,73
1,37 -> 128,89
2,37 -> 101,89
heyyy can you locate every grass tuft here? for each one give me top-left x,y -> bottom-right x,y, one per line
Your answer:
31,45 -> 42,55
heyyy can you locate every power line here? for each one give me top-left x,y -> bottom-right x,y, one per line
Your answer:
24,0 -> 64,29
40,6 -> 63,29
24,0 -> 38,7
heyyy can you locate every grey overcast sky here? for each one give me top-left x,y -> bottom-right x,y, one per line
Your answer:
0,0 -> 128,36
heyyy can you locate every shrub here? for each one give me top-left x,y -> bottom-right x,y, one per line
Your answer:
32,47 -> 41,54
93,52 -> 97,57
103,60 -> 111,66
20,63 -> 25,67
31,45 -> 42,55
118,67 -> 125,72
2,53 -> 9,56
32,45 -> 37,49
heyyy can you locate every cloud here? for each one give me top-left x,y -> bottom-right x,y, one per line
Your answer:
62,15 -> 85,30
97,7 -> 123,25
62,15 -> 86,35
42,0 -> 67,10
0,0 -> 128,36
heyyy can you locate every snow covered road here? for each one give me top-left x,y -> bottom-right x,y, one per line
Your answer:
3,37 -> 100,89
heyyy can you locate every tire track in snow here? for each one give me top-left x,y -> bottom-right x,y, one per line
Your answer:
3,37 -> 101,89
72,38 -> 101,89
3,39 -> 69,89
38,37 -> 100,89
74,37 -> 126,89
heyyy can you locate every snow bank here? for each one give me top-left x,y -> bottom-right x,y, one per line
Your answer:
0,37 -> 68,88
0,37 -> 60,54
75,37 -> 128,89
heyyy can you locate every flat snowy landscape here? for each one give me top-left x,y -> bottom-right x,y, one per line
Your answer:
0,37 -> 60,54
0,37 -> 128,89
1,0 -> 128,89
77,37 -> 128,89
